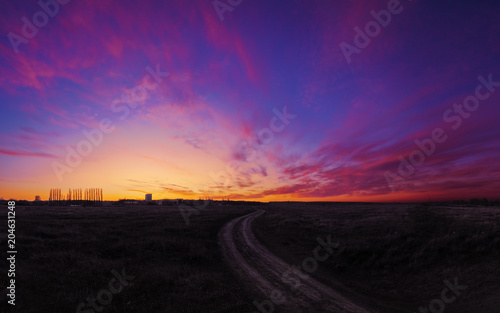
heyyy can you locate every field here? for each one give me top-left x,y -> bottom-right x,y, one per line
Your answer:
1,202 -> 499,312
0,204 -> 258,313
254,202 -> 500,312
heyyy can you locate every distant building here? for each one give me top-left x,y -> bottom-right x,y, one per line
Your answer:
157,199 -> 183,205
116,199 -> 141,205
145,194 -> 152,201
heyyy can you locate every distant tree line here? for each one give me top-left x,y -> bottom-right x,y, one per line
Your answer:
48,188 -> 103,206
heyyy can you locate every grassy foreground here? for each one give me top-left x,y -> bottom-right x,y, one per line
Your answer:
0,204 -> 256,313
2,202 -> 499,312
254,202 -> 500,313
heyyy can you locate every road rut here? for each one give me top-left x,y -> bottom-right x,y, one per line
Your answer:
218,210 -> 375,312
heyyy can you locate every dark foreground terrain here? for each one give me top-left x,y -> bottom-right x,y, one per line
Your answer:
254,203 -> 500,313
0,204 -> 257,313
1,202 -> 499,312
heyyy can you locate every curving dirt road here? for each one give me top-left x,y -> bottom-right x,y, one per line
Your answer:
218,209 -> 376,313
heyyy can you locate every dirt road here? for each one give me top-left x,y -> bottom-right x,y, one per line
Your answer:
218,209 -> 376,313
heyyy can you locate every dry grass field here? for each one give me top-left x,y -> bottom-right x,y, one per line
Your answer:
1,202 -> 499,312
254,202 -> 500,312
0,204 -> 257,313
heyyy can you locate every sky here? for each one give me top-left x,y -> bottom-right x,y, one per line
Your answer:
0,0 -> 499,202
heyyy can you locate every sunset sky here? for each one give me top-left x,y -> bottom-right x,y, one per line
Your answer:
1,0 -> 499,202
